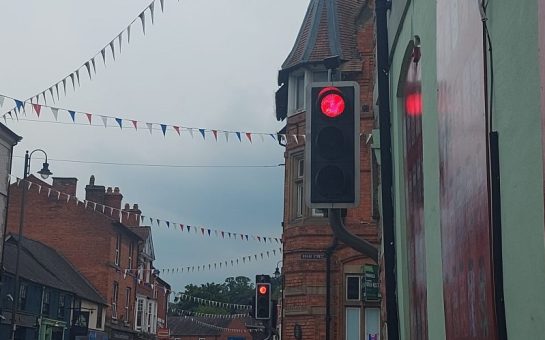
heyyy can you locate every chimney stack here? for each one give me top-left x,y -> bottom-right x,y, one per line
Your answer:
122,203 -> 142,226
85,175 -> 105,204
52,177 -> 78,196
104,186 -> 123,210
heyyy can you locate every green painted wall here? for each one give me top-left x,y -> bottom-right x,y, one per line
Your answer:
487,0 -> 545,337
387,0 -> 446,339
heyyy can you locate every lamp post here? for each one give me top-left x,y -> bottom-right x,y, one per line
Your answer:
274,260 -> 283,340
10,149 -> 52,340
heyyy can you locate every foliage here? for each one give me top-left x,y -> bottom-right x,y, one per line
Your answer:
168,276 -> 255,316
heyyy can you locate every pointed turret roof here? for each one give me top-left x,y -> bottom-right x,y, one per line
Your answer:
281,0 -> 365,73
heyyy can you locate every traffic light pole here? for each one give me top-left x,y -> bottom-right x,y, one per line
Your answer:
328,209 -> 378,262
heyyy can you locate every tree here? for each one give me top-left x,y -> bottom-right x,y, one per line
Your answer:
169,276 -> 255,316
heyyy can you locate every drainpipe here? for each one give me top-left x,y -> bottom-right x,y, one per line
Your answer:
375,0 -> 400,339
324,238 -> 338,340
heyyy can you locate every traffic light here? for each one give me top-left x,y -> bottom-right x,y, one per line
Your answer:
306,81 -> 360,208
255,275 -> 271,320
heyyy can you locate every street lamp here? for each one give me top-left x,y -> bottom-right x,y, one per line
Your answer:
274,260 -> 283,340
10,149 -> 52,340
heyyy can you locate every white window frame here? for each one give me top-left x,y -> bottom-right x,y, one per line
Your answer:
112,282 -> 119,319
346,275 -> 362,301
124,287 -> 131,322
115,234 -> 121,266
364,307 -> 381,340
345,307 -> 361,340
128,242 -> 133,270
135,297 -> 144,330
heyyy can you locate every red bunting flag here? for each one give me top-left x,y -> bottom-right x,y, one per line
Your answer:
212,130 -> 218,140
32,104 -> 42,117
131,120 -> 138,130
85,113 -> 93,124
246,132 -> 252,143
173,126 -> 180,135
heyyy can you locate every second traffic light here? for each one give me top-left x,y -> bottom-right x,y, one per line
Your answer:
255,275 -> 271,320
306,81 -> 360,208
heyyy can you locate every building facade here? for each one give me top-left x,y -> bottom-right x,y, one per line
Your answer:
6,175 -> 171,340
275,1 -> 381,339
381,0 -> 545,338
0,122 -> 21,277
0,235 -> 107,340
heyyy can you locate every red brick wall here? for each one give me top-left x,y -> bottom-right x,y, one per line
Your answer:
280,2 -> 378,339
6,176 -> 140,329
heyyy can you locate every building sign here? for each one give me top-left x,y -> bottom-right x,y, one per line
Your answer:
300,253 -> 325,260
363,264 -> 379,301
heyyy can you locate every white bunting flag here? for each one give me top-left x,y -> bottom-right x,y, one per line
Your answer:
51,108 -> 59,121
27,182 -> 32,190
66,195 -> 71,203
37,185 -> 42,194
146,123 -> 153,134
57,192 -> 61,200
139,11 -> 146,35
224,131 -> 229,142
149,2 -> 155,24
101,116 -> 108,128
62,79 -> 67,95
292,135 -> 299,144
127,24 -> 131,44
188,128 -> 194,138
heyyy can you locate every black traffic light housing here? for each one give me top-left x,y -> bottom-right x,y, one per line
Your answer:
306,81 -> 360,208
255,275 -> 271,320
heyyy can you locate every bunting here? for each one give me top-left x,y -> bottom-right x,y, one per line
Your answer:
125,247 -> 282,275
175,293 -> 252,310
175,309 -> 249,319
179,317 -> 263,333
7,175 -> 282,245
1,0 -> 177,119
1,93 -> 312,144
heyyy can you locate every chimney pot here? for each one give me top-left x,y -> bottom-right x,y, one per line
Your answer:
114,187 -> 120,193
133,204 -> 139,210
89,175 -> 95,186
124,203 -> 130,210
107,187 -> 112,193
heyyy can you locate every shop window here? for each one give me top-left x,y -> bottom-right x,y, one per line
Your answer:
346,275 -> 362,301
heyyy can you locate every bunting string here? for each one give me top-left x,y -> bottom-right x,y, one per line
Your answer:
174,293 -> 252,310
174,309 -> 249,319
1,0 -> 174,118
7,175 -> 282,244
124,247 -> 282,275
181,317 -> 264,333
0,93 -> 373,145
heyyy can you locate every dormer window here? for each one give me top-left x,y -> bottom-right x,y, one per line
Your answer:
295,74 -> 305,111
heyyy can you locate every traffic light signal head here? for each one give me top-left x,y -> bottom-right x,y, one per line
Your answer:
306,81 -> 360,208
255,275 -> 271,320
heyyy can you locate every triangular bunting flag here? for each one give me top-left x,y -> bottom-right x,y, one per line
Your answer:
116,118 -> 123,129
212,130 -> 218,140
224,131 -> 229,142
101,115 -> 108,127
199,129 -> 206,139
62,79 -> 67,95
149,2 -> 155,24
160,0 -> 165,11
139,11 -> 146,34
85,62 -> 92,79
68,111 -> 76,122
245,132 -> 252,143
160,124 -> 167,136
0,95 -> 4,107
101,48 -> 107,65
85,113 -> 92,124
131,120 -> 138,130
14,100 -> 24,112
110,41 -> 116,60
32,104 -> 41,117
146,123 -> 153,134
235,132 -> 241,141
70,73 -> 76,90
91,58 -> 97,74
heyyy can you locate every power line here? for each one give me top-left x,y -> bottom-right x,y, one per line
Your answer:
11,155 -> 281,169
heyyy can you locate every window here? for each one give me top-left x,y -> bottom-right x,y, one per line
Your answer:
365,308 -> 380,340
124,287 -> 131,322
128,242 -> 133,270
96,305 -> 103,328
115,234 -> 121,266
291,154 -> 326,220
42,290 -> 50,315
147,302 -> 153,332
58,294 -> 65,318
18,283 -> 27,310
295,74 -> 305,111
112,282 -> 119,319
136,298 -> 144,330
346,276 -> 361,301
313,70 -> 329,82
145,262 -> 151,283
345,307 -> 361,340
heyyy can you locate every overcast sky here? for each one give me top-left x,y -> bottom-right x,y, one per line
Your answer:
0,0 -> 310,293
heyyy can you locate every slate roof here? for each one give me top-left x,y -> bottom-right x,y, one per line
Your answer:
4,235 -> 106,305
281,0 -> 366,73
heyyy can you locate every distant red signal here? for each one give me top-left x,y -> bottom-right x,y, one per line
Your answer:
258,285 -> 268,295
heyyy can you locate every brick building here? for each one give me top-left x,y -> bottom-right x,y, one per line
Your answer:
6,175 -> 170,340
275,0 -> 380,339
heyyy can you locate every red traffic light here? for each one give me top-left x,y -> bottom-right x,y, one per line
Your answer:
319,87 -> 345,118
258,285 -> 268,295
